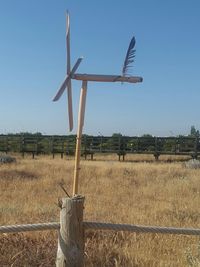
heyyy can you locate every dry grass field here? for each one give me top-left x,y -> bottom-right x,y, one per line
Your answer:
0,154 -> 200,266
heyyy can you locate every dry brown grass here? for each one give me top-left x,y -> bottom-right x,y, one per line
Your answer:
0,154 -> 200,266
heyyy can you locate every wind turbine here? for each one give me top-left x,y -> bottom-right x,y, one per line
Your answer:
53,12 -> 143,196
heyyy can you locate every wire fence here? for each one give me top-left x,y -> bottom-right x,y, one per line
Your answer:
1,221 -> 200,236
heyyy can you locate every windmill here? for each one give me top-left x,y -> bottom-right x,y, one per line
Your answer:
53,12 -> 143,196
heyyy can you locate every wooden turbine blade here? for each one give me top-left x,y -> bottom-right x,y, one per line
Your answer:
53,57 -> 83,102
53,75 -> 71,102
66,11 -> 71,75
66,12 -> 73,131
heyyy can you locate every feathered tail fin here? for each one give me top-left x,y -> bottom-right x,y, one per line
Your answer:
122,36 -> 136,77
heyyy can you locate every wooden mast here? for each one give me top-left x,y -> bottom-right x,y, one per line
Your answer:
73,81 -> 88,196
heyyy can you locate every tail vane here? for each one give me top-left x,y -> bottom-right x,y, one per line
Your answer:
122,36 -> 136,77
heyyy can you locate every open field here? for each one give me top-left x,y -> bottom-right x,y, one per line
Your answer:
0,154 -> 200,266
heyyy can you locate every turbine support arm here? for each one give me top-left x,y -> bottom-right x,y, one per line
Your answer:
72,73 -> 143,83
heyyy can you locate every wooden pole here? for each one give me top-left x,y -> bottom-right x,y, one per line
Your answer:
56,195 -> 85,267
73,81 -> 87,196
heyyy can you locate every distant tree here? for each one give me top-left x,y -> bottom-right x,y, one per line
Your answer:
104,133 -> 123,151
190,126 -> 196,136
140,134 -> 154,151
141,134 -> 153,138
190,126 -> 199,137
20,132 -> 32,136
34,132 -> 42,136
112,133 -> 122,138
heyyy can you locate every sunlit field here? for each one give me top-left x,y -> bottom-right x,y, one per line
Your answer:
0,154 -> 200,266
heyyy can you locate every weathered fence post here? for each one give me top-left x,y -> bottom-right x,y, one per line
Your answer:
56,195 -> 85,267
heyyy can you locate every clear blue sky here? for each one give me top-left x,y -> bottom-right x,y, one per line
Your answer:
0,0 -> 200,136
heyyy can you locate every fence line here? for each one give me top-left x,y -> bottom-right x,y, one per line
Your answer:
0,134 -> 199,160
1,221 -> 200,236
